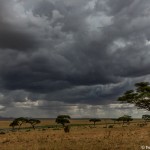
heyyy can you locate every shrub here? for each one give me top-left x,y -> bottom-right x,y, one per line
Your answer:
108,125 -> 114,128
0,131 -> 6,134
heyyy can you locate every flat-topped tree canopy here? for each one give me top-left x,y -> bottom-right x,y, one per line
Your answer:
142,114 -> 150,121
117,115 -> 133,122
9,117 -> 28,129
9,117 -> 40,129
118,82 -> 150,111
89,118 -> 101,126
89,118 -> 101,123
56,115 -> 71,119
27,119 -> 41,129
55,115 -> 71,127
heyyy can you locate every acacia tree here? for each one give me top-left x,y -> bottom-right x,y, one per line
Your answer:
55,115 -> 71,127
9,120 -> 19,129
89,118 -> 101,126
142,114 -> 150,124
9,117 -> 40,130
111,118 -> 120,124
117,115 -> 133,126
9,117 -> 28,130
15,117 -> 28,129
55,115 -> 71,133
27,119 -> 41,129
118,82 -> 150,111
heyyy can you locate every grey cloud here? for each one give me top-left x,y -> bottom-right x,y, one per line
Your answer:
95,0 -> 133,15
0,0 -> 150,117
0,26 -> 38,50
1,0 -> 150,91
33,1 -> 55,18
0,0 -> 39,50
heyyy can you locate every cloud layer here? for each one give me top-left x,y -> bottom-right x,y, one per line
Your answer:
0,0 -> 150,118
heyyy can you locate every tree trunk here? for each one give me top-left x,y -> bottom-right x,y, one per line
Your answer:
32,125 -> 35,130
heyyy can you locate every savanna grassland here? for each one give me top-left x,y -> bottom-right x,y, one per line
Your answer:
0,119 -> 150,150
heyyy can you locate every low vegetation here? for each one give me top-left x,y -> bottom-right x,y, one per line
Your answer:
0,119 -> 150,150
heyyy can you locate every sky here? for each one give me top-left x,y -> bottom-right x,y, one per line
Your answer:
0,0 -> 150,118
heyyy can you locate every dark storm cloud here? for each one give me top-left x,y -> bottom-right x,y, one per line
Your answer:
0,0 -> 39,50
95,0 -> 133,15
33,1 -> 55,18
1,0 -> 150,117
0,26 -> 38,50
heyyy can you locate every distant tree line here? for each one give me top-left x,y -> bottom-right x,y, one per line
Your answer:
112,115 -> 133,126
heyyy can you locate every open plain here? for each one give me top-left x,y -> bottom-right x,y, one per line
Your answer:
0,119 -> 150,150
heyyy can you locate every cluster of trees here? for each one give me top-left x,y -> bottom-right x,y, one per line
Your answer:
9,117 -> 40,130
10,115 -> 71,132
112,115 -> 133,125
88,116 -> 133,127
89,115 -> 150,128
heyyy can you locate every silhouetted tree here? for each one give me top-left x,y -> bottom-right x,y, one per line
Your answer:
142,114 -> 150,124
111,118 -> 120,124
117,115 -> 133,126
15,117 -> 28,129
27,119 -> 41,129
9,117 -> 28,129
9,120 -> 19,129
9,117 -> 40,130
118,82 -> 150,111
55,115 -> 71,127
55,115 -> 71,133
89,118 -> 101,126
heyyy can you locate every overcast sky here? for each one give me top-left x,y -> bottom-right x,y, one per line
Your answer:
0,0 -> 150,118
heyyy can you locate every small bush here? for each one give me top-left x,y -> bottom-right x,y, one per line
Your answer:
42,128 -> 47,131
108,125 -> 114,128
53,128 -> 61,130
0,131 -> 6,134
2,139 -> 10,143
26,129 -> 30,132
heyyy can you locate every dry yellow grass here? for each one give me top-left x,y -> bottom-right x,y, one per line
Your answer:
0,121 -> 11,129
0,119 -> 149,150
